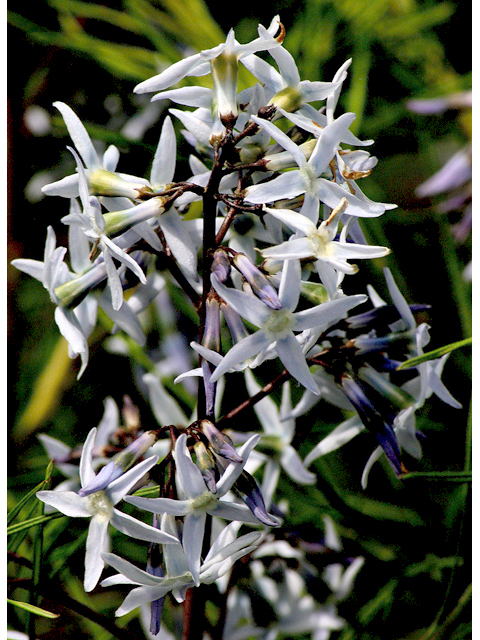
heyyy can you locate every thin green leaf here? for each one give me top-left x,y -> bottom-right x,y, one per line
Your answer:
346,37 -> 372,135
358,578 -> 398,624
401,471 -> 471,483
7,598 -> 59,619
396,337 -> 472,370
7,512 -> 64,537
7,459 -> 54,526
344,494 -> 424,525
48,0 -> 148,34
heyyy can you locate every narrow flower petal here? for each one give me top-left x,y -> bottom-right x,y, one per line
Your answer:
36,490 -> 91,518
79,427 -> 98,488
134,53 -> 205,94
211,273 -> 271,327
245,171 -> 306,204
54,102 -> 100,170
293,294 -> 367,331
84,516 -> 109,591
110,508 -> 180,544
250,116 -> 306,167
102,552 -> 164,586
275,333 -> 319,395
216,435 -> 261,496
174,433 -> 208,500
264,206 -> 316,237
182,512 -> 206,586
280,446 -> 316,484
278,255 -> 301,311
304,416 -> 365,467
209,330 -> 271,384
124,495 -> 190,517
150,116 -> 176,187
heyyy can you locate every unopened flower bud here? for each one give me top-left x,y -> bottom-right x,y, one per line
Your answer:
264,139 -> 316,172
353,330 -> 415,356
54,262 -> 108,309
232,470 -> 281,527
268,85 -> 303,112
233,253 -> 282,310
340,375 -> 404,477
78,430 -> 158,497
88,168 -> 153,199
221,303 -> 249,344
211,52 -> 239,127
203,296 -> 221,353
211,248 -> 231,282
200,420 -> 242,464
238,142 -> 266,165
194,441 -> 218,493
358,366 -> 413,410
261,257 -> 284,275
345,304 -> 430,333
103,197 -> 166,238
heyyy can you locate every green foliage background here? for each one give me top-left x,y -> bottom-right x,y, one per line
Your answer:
8,1 -> 471,638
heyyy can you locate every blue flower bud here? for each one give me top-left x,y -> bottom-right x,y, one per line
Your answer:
194,441 -> 218,493
200,420 -> 242,464
232,470 -> 281,527
340,375 -> 404,476
233,253 -> 282,310
78,430 -> 158,497
211,248 -> 231,282
353,331 -> 415,356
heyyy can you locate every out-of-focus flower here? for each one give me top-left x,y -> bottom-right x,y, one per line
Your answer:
408,90 -> 472,275
209,259 -> 367,394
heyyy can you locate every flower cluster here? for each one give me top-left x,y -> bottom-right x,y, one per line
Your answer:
13,14 -> 461,638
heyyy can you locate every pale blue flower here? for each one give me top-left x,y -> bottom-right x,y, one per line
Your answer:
209,258 -> 367,394
61,147 -> 147,310
261,197 -> 390,274
11,223 -> 97,377
134,17 -> 282,126
37,427 -> 178,592
243,370 -> 316,500
38,396 -> 120,498
125,433 -> 279,586
241,25 -> 341,113
244,112 -> 386,221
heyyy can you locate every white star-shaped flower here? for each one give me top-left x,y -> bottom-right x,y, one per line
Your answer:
101,516 -> 264,617
209,258 -> 367,394
262,197 -> 390,274
244,112 -> 386,222
37,427 -> 179,592
125,433 -> 279,586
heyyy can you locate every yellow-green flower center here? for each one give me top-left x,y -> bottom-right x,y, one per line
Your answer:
88,491 -> 113,519
191,491 -> 217,511
263,308 -> 295,339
